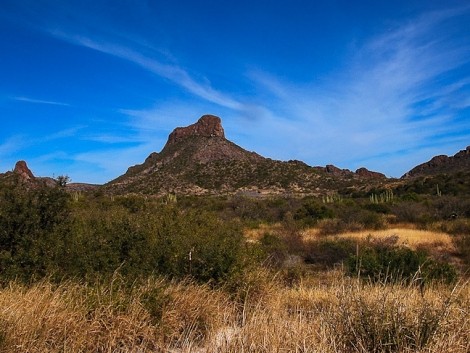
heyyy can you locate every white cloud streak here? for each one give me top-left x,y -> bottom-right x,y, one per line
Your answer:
12,96 -> 70,106
6,4 -> 467,182
50,31 -> 243,110
238,7 -> 470,176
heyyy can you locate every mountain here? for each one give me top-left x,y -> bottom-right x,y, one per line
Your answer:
0,160 -> 55,187
398,146 -> 470,196
0,161 -> 98,191
3,117 -> 468,197
403,146 -> 470,178
106,115 -> 386,196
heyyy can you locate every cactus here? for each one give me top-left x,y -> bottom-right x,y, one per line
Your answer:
164,193 -> 177,204
323,193 -> 342,203
370,189 -> 393,204
72,191 -> 82,202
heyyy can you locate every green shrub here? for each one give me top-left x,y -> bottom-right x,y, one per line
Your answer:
258,233 -> 288,267
294,199 -> 334,226
346,239 -> 457,284
0,181 -> 71,281
304,238 -> 356,268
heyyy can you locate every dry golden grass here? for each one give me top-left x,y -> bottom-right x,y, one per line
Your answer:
302,225 -> 454,249
247,223 -> 454,250
0,273 -> 468,352
243,222 -> 282,241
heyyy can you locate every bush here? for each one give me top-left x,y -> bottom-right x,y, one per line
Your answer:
257,233 -> 288,267
453,232 -> 470,272
304,238 -> 356,268
0,181 -> 71,281
293,199 -> 334,226
346,238 -> 457,284
329,282 -> 458,352
66,206 -> 248,283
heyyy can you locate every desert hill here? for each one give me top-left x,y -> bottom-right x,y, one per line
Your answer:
106,115 -> 385,195
403,146 -> 470,178
397,145 -> 470,196
3,115 -> 468,196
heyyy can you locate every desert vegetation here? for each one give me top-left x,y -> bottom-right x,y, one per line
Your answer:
0,176 -> 469,352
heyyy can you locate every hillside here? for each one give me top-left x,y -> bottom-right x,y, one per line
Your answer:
403,146 -> 470,178
106,115 -> 386,195
398,146 -> 470,196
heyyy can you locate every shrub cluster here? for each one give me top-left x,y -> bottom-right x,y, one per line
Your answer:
0,182 -> 247,284
345,236 -> 457,284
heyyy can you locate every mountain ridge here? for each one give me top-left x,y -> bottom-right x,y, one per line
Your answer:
403,146 -> 470,178
105,115 -> 387,195
3,115 -> 469,196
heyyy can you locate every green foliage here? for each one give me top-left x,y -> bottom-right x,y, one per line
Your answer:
346,238 -> 457,284
258,233 -> 288,267
304,238 -> 357,268
0,180 -> 71,281
0,183 -> 248,284
0,180 -> 465,286
294,198 -> 334,226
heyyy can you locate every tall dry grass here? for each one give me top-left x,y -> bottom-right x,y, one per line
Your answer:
0,272 -> 468,352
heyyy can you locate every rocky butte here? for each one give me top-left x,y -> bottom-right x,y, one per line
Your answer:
167,115 -> 225,145
106,114 -> 388,195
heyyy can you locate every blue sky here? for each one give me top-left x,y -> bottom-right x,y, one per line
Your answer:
1,1 -> 469,184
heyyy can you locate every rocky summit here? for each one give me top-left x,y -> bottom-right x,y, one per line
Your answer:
13,160 -> 35,181
106,115 -> 386,196
167,115 -> 225,145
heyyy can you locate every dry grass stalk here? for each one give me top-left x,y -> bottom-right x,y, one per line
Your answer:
0,274 -> 467,352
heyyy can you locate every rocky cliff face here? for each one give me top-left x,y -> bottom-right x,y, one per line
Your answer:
13,160 -> 36,181
355,167 -> 386,179
166,115 -> 225,146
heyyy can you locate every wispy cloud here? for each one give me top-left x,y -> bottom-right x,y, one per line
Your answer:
239,6 -> 470,176
72,142 -> 156,184
0,135 -> 27,159
12,96 -> 70,106
49,31 -> 242,110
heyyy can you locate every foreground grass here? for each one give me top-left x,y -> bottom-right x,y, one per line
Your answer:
0,272 -> 468,352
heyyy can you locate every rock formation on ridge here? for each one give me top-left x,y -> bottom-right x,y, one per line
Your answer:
106,115 -> 387,195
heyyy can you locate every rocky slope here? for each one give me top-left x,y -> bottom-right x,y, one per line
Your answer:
397,145 -> 470,196
106,115 -> 386,196
0,160 -> 55,187
0,161 -> 98,191
403,146 -> 470,178
3,116 -> 468,196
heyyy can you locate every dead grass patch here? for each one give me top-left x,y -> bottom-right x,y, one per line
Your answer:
0,274 -> 467,352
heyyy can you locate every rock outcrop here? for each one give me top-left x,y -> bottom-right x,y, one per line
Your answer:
403,146 -> 470,178
166,115 -> 225,146
355,167 -> 386,179
13,160 -> 35,181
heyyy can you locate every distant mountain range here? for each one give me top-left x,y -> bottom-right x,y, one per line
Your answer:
2,115 -> 469,196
